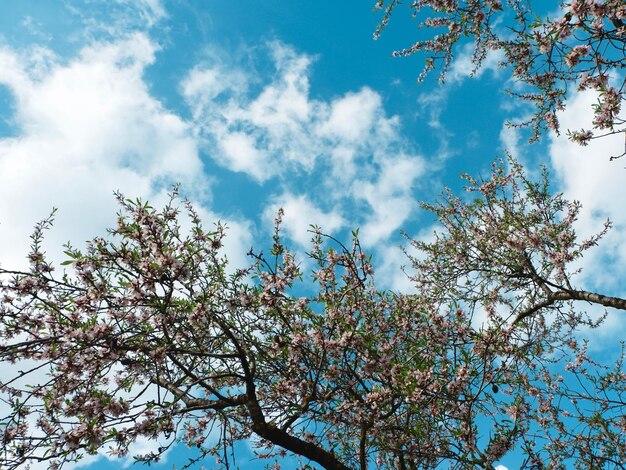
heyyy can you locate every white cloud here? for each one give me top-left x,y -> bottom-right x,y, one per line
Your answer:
246,44 -> 313,129
447,44 -> 504,84
182,42 -> 323,181
416,86 -> 456,162
355,155 -> 424,246
133,0 -> 167,24
499,125 -> 521,158
319,88 -> 381,143
181,42 -> 419,188
182,41 -> 428,261
219,131 -> 269,180
62,0 -> 167,41
0,34 -> 252,272
374,244 -> 414,292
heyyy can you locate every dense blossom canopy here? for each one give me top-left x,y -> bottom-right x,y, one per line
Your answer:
1,161 -> 625,469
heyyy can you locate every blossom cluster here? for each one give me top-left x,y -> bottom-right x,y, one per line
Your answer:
374,0 -> 625,147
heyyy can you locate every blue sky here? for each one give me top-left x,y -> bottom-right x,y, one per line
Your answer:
0,1 -> 625,469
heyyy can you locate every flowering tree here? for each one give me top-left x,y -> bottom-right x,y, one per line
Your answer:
1,161 -> 626,469
374,0 -> 625,151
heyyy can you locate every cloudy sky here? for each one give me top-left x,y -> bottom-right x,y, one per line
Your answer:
0,1 -> 624,469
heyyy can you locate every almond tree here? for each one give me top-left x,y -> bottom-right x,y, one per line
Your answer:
374,0 -> 625,152
1,161 -> 625,469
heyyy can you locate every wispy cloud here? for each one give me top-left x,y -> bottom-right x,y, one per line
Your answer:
182,41 -> 427,256
446,44 -> 504,84
355,155 -> 424,246
415,45 -> 504,162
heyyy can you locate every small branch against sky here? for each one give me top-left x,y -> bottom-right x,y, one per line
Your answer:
374,0 -> 625,147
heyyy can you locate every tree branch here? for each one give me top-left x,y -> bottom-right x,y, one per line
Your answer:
247,401 -> 352,470
513,288 -> 626,324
